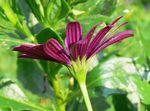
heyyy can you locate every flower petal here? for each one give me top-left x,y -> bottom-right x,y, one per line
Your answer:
13,44 -> 34,53
80,22 -> 103,58
44,38 -> 71,64
86,16 -> 123,56
69,40 -> 85,60
87,30 -> 134,58
13,44 -> 55,61
69,43 -> 80,60
109,16 -> 123,26
85,22 -> 103,44
100,22 -> 128,45
65,22 -> 82,51
19,54 -> 43,59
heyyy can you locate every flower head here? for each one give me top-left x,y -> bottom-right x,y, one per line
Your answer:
13,16 -> 133,66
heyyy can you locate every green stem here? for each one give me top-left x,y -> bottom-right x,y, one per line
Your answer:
79,82 -> 93,111
52,78 -> 66,111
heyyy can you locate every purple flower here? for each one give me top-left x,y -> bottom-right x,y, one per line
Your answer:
13,16 -> 133,65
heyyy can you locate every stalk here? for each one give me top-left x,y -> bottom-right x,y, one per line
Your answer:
78,81 -> 93,111
70,57 -> 93,111
52,78 -> 66,111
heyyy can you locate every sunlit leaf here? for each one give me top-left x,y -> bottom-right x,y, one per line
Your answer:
25,0 -> 44,24
0,107 -> 12,111
79,15 -> 109,36
0,35 -> 28,49
68,0 -> 88,5
36,28 -> 63,45
90,0 -> 117,16
131,76 -> 150,105
0,95 -> 48,111
57,0 -> 71,20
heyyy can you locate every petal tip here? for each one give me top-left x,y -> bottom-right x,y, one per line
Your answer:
12,46 -> 20,51
110,16 -> 124,26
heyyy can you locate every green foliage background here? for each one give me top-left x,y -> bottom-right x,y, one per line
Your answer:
0,0 -> 150,111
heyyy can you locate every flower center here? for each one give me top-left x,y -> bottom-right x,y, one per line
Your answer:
69,56 -> 88,83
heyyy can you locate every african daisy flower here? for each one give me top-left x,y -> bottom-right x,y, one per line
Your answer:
13,16 -> 133,65
13,16 -> 133,111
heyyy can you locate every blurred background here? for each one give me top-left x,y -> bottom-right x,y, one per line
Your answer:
0,0 -> 150,111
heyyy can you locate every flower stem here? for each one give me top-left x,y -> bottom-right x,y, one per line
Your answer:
79,82 -> 93,111
52,78 -> 66,111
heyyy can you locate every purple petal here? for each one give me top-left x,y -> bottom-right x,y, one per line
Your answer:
85,22 -> 103,45
19,54 -> 43,59
44,38 -> 71,65
109,16 -> 123,26
86,16 -> 123,56
99,22 -> 128,46
87,30 -> 134,58
19,53 -> 61,63
69,40 -> 86,60
13,44 -> 55,61
69,43 -> 80,60
65,22 -> 82,51
77,39 -> 87,59
13,44 -> 35,53
79,22 -> 103,58
28,45 -> 54,60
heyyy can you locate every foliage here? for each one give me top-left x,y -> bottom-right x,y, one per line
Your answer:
0,0 -> 150,111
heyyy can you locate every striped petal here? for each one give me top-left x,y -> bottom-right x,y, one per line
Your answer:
13,44 -> 55,61
99,22 -> 128,45
80,22 -> 103,58
87,30 -> 134,58
69,43 -> 81,60
19,54 -> 46,59
65,22 -> 82,51
44,38 -> 71,65
69,39 -> 86,60
84,22 -> 103,45
13,44 -> 34,53
86,16 -> 123,56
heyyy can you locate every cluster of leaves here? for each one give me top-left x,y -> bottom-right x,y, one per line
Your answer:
0,0 -> 150,111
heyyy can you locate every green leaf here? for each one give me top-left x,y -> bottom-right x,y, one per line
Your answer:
86,63 -> 102,88
38,60 -> 62,78
5,58 -> 54,109
0,95 -> 48,111
86,51 -> 119,89
0,48 -> 53,108
25,0 -> 44,23
0,14 -> 16,34
90,0 -> 117,16
0,107 -> 12,111
36,28 -> 63,45
0,35 -> 28,49
112,94 -> 135,111
131,76 -> 150,105
36,28 -> 53,43
73,0 -> 117,17
25,0 -> 52,27
68,0 -> 88,5
0,48 -> 17,79
57,0 -> 71,20
17,59 -> 51,97
1,2 -> 19,26
47,62 -> 62,78
78,15 -> 109,36
86,57 -> 142,100
0,79 -> 14,89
